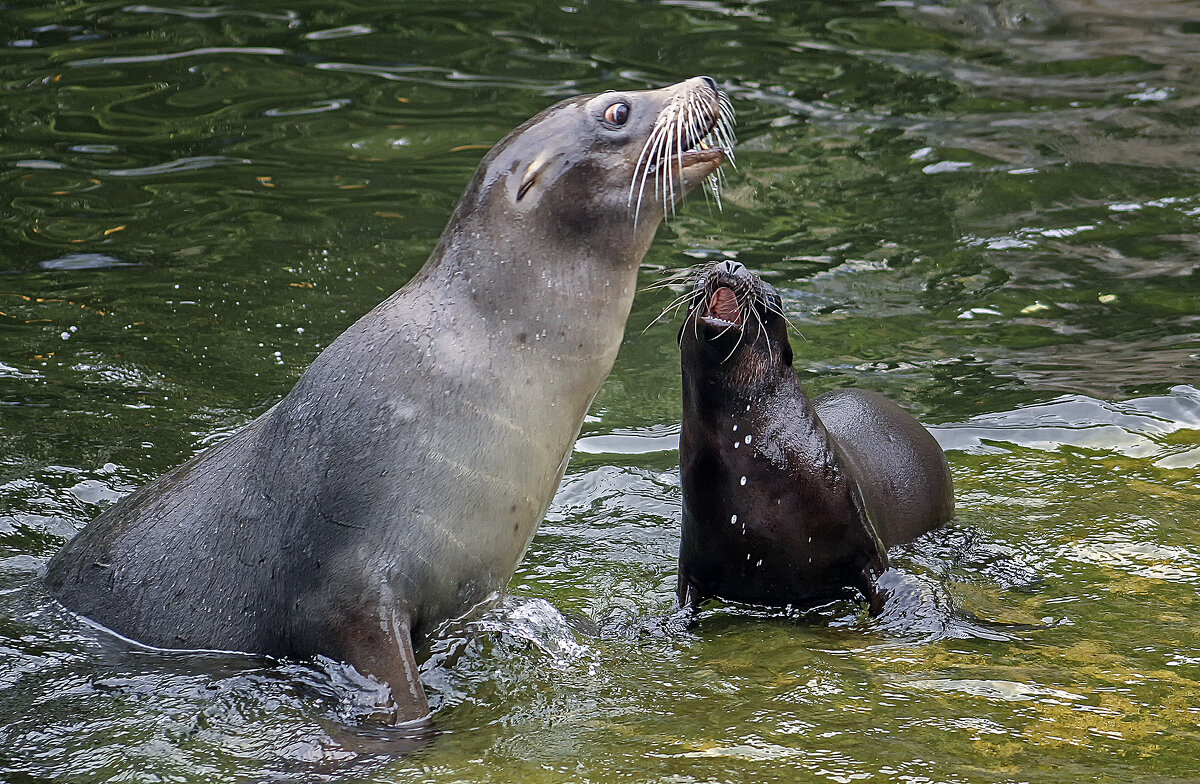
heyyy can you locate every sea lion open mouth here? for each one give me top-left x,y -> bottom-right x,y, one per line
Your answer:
690,261 -> 757,336
705,286 -> 743,329
629,77 -> 736,222
679,260 -> 793,368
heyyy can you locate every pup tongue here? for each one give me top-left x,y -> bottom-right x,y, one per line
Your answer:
707,287 -> 742,326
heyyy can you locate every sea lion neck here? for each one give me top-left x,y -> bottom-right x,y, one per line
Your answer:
409,216 -> 646,382
679,318 -> 800,418
681,356 -> 824,452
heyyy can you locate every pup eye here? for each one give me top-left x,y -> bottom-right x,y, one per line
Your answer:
604,102 -> 630,126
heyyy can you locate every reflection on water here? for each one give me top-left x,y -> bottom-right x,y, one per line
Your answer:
2,0 -> 1199,781
934,384 -> 1200,459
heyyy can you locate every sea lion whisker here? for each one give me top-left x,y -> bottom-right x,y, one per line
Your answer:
656,104 -> 679,216
638,279 -> 683,294
670,99 -> 689,213
716,95 -> 737,155
643,302 -> 692,336
630,100 -> 682,222
689,93 -> 710,152
638,270 -> 701,294
682,93 -> 699,144
763,299 -> 804,339
749,299 -> 774,365
705,103 -> 734,205
684,95 -> 720,208
639,113 -> 679,223
639,105 -> 669,216
718,319 -> 746,363
630,120 -> 670,225
664,285 -> 705,309
717,100 -> 737,165
642,265 -> 708,297
693,93 -> 728,207
642,289 -> 703,334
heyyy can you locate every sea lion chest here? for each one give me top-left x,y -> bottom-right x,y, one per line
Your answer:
275,281 -> 610,638
678,385 -> 885,608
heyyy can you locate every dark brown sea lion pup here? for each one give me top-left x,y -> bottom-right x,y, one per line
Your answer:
45,77 -> 735,726
677,261 -> 953,612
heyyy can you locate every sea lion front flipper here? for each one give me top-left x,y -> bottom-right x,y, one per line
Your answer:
862,573 -> 886,616
343,609 -> 431,728
676,573 -> 706,613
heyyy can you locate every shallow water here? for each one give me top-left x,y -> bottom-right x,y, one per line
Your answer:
2,0 -> 1199,781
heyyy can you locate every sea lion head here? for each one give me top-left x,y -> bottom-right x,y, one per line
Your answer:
679,260 -> 794,386
449,77 -> 734,263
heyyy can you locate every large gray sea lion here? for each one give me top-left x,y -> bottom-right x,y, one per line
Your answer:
45,77 -> 734,725
676,261 -> 953,612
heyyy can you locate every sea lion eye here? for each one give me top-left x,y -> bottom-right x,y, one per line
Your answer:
604,102 -> 630,126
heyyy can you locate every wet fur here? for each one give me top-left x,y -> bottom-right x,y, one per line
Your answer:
676,262 -> 954,611
45,78 -> 734,729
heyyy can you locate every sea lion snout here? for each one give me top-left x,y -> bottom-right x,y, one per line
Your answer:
681,262 -> 791,372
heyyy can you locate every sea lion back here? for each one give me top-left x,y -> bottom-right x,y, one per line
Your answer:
814,388 -> 953,550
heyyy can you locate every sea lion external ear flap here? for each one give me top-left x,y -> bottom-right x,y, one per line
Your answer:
517,150 -> 550,201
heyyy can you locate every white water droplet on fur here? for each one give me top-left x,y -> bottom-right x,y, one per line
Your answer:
734,441 -> 740,448
732,424 -> 738,432
744,434 -> 752,444
746,553 -> 751,561
730,514 -> 737,525
756,559 -> 763,567
740,476 -> 747,486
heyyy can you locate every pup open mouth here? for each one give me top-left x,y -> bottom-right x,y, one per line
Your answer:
703,286 -> 743,329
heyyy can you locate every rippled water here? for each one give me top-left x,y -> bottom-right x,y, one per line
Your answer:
2,1 -> 1199,781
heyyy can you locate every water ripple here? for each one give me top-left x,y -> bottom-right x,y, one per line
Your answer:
932,385 -> 1200,457
314,61 -> 580,93
99,156 -> 253,178
68,46 -> 288,67
122,5 -> 299,24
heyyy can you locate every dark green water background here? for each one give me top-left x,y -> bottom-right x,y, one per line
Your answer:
2,0 -> 1199,781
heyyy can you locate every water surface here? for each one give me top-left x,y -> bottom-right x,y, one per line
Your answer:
2,0 -> 1199,781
